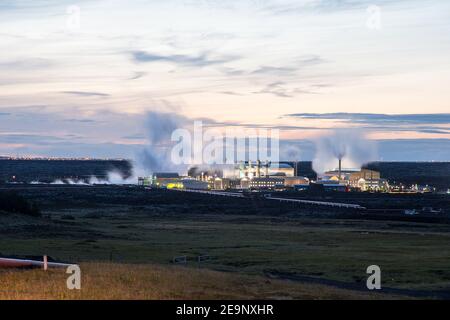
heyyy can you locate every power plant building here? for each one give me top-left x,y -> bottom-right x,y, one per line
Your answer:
320,168 -> 385,191
213,177 -> 231,190
180,178 -> 209,190
249,177 -> 285,190
283,176 -> 310,187
140,160 -> 387,193
237,161 -> 295,178
151,172 -> 180,188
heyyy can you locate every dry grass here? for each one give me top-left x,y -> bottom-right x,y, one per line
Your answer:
0,262 -> 403,300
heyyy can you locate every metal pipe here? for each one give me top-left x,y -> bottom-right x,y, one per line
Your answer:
0,257 -> 73,269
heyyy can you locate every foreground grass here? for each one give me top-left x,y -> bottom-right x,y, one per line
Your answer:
0,263 -> 400,300
3,211 -> 450,290
2,187 -> 450,292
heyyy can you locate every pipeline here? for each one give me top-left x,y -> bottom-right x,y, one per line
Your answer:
172,188 -> 365,209
0,257 -> 73,269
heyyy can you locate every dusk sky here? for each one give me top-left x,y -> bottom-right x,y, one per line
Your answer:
0,0 -> 449,161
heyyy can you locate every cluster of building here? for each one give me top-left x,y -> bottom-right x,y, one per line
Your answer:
317,168 -> 389,192
138,160 -> 392,193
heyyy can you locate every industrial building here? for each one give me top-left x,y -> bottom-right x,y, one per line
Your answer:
312,181 -> 348,192
283,176 -> 310,187
149,172 -> 181,188
354,178 -> 389,191
348,169 -> 388,191
138,173 -> 210,190
213,177 -> 232,190
319,167 -> 385,192
138,159 -> 388,193
231,161 -> 311,190
137,176 -> 151,187
236,161 -> 295,179
249,177 -> 285,190
179,178 -> 209,190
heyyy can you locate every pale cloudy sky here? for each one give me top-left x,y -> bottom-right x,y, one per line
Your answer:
0,0 -> 449,160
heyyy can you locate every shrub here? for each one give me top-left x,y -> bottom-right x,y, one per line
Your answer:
0,192 -> 41,217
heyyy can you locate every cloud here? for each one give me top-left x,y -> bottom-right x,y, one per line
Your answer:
255,82 -> 293,97
0,133 -> 68,145
262,0 -> 412,15
10,141 -> 140,159
271,138 -> 450,162
284,113 -> 450,137
131,50 -> 238,67
218,91 -> 244,96
61,91 -> 110,97
255,81 -> 317,98
296,55 -> 326,67
221,55 -> 325,77
251,66 -> 297,75
219,67 -> 246,76
286,113 -> 450,125
376,139 -> 450,161
417,129 -> 450,135
0,105 -> 449,161
0,58 -> 53,70
0,105 -> 146,157
128,71 -> 147,80
64,118 -> 98,123
122,134 -> 146,140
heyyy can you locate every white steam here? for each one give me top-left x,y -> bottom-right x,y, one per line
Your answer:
312,129 -> 378,174
136,111 -> 189,175
32,171 -> 138,186
28,112 -> 190,186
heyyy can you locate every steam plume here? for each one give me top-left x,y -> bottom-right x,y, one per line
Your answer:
312,129 -> 378,174
136,111 -> 189,174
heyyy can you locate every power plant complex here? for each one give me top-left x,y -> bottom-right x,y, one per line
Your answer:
138,159 -> 391,193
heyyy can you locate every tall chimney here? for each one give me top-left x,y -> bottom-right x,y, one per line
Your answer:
338,158 -> 342,180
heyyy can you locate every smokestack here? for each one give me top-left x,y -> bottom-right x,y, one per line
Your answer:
338,158 -> 342,180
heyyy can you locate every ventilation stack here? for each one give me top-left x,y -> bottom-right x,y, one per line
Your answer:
338,158 -> 342,180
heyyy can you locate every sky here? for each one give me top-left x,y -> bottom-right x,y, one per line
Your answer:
0,0 -> 449,161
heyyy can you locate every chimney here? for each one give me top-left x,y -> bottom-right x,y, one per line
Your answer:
338,158 -> 342,180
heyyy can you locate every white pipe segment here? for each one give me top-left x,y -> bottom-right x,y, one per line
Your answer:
0,257 -> 73,269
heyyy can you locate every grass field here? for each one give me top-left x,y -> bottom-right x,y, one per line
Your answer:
1,186 -> 450,299
0,262 -> 403,300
